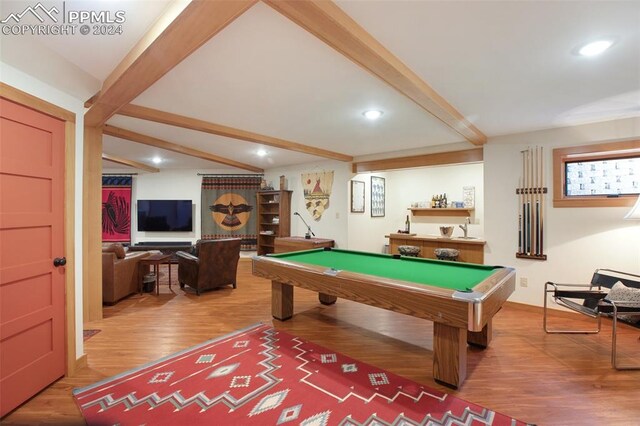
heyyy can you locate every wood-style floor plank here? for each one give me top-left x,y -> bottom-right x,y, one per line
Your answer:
3,260 -> 639,425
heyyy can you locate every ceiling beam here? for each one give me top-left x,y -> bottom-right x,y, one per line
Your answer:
264,0 -> 487,146
117,104 -> 354,162
103,125 -> 264,173
84,0 -> 257,127
84,91 -> 100,108
352,148 -> 483,173
102,153 -> 159,173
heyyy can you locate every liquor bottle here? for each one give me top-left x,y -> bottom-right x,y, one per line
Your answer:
431,195 -> 436,208
443,193 -> 447,208
405,215 -> 411,233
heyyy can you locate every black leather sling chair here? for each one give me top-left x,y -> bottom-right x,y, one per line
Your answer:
543,268 -> 640,370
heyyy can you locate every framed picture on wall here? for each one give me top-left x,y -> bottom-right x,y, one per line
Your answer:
370,176 -> 385,217
350,180 -> 365,213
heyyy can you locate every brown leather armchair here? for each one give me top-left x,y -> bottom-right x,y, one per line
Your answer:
176,238 -> 241,295
102,251 -> 150,304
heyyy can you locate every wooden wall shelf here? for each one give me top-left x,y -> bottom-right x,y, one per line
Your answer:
409,208 -> 474,217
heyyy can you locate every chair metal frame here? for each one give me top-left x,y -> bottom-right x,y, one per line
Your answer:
598,299 -> 640,370
543,268 -> 640,370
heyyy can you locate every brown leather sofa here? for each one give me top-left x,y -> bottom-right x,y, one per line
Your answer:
102,250 -> 150,304
176,238 -> 241,295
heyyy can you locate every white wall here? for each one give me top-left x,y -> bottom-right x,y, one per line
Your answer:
263,160 -> 352,248
113,161 -> 353,248
1,62 -> 86,358
103,167 -> 249,245
110,117 -> 640,315
348,164 -> 484,253
484,117 -> 640,307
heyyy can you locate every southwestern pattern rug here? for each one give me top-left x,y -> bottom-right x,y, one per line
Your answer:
73,323 -> 528,425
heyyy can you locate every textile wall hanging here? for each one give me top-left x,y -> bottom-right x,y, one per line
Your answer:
101,176 -> 132,242
201,175 -> 261,251
301,170 -> 334,220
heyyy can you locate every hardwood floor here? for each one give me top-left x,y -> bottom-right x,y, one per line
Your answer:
3,260 -> 639,425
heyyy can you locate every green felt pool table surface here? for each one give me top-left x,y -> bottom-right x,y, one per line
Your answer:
268,248 -> 499,292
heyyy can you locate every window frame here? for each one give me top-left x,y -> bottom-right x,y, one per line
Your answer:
553,139 -> 640,208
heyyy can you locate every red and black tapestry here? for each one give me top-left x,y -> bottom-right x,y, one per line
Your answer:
201,175 -> 261,251
102,176 -> 132,242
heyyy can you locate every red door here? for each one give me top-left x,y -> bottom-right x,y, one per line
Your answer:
0,98 -> 66,417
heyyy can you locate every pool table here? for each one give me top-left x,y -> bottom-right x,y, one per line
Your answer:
252,247 -> 515,389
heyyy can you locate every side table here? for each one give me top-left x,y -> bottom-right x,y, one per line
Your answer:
139,254 -> 172,295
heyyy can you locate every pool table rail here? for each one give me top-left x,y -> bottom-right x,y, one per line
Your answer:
468,267 -> 515,332
252,252 -> 516,389
252,254 -> 514,331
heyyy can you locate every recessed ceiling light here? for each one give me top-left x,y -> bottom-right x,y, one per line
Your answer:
363,110 -> 383,120
257,149 -> 267,157
578,39 -> 614,57
152,156 -> 162,164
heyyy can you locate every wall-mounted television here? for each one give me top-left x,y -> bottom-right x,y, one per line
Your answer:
137,200 -> 193,232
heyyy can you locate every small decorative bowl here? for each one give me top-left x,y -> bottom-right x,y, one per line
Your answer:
435,248 -> 460,261
439,226 -> 454,238
398,245 -> 421,257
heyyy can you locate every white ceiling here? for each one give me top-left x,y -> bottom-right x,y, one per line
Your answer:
2,0 -> 638,173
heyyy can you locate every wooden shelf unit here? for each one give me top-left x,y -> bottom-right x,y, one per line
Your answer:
256,190 -> 292,256
409,207 -> 474,217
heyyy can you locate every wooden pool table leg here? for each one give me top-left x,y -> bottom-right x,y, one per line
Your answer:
433,323 -> 466,389
467,320 -> 492,348
318,293 -> 337,305
272,281 -> 293,320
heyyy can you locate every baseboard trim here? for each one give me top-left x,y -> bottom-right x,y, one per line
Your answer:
505,300 -> 584,319
70,354 -> 88,376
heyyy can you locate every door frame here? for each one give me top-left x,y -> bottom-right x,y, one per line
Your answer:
0,82 -> 82,375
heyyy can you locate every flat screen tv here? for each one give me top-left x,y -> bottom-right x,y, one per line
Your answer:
137,200 -> 193,232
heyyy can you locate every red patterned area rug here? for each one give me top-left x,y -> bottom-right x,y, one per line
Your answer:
73,323 -> 529,425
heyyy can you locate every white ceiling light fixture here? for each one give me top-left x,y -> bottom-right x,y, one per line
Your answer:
152,156 -> 162,164
363,110 -> 383,120
577,39 -> 615,57
256,149 -> 267,157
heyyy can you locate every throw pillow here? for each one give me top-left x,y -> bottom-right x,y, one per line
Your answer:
604,281 -> 640,324
103,243 -> 126,259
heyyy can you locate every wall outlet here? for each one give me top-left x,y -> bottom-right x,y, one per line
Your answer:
520,277 -> 528,287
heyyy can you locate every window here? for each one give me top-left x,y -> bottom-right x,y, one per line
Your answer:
553,140 -> 640,207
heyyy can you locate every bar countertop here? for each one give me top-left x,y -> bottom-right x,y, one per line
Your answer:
386,234 -> 486,245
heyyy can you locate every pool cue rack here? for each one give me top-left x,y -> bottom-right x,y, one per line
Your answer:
516,146 -> 548,260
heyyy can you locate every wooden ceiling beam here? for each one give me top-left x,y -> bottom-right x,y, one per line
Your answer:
117,104 -> 353,162
352,148 -> 483,173
103,125 -> 264,173
102,153 -> 159,173
84,0 -> 257,127
264,0 -> 487,146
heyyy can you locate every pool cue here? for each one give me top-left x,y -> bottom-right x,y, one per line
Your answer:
531,147 -> 537,256
525,149 -> 530,255
535,146 -> 540,256
535,146 -> 541,256
518,176 -> 523,253
539,146 -> 544,256
520,151 -> 527,254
